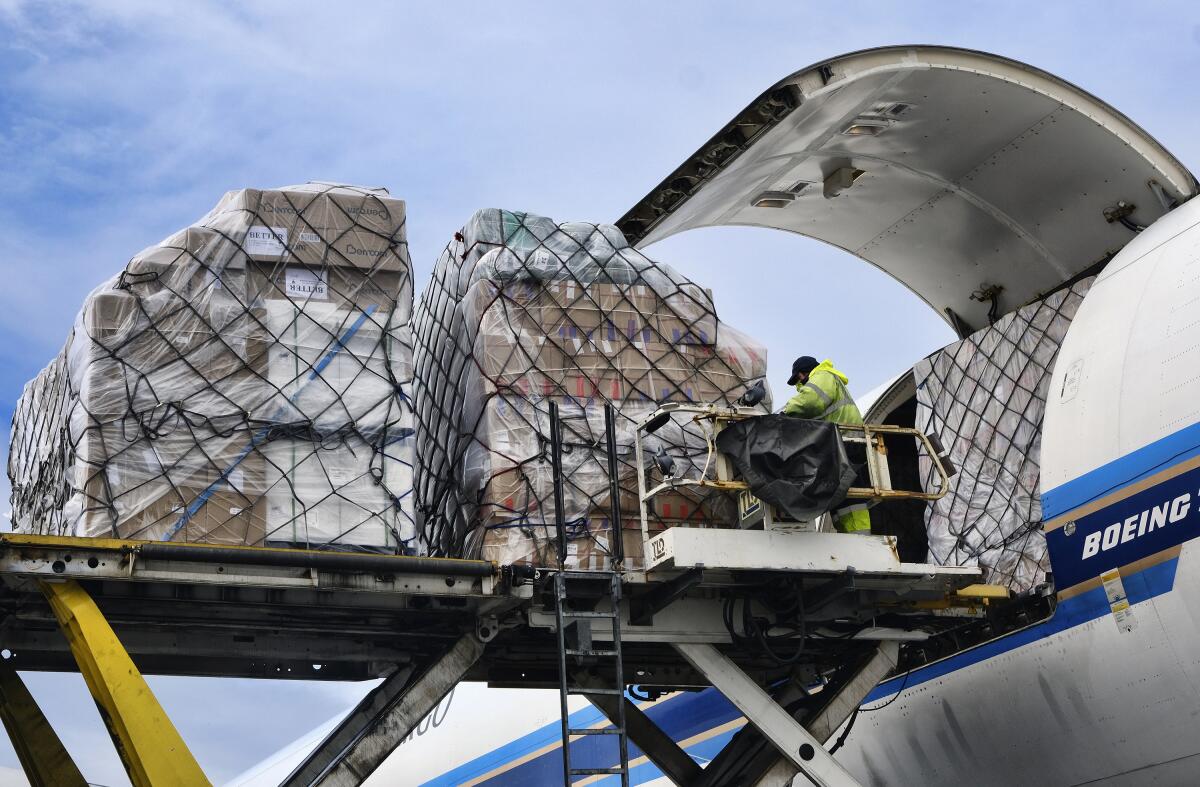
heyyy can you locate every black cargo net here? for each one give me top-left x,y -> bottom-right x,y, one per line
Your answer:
914,278 -> 1094,592
412,209 -> 770,567
8,183 -> 417,552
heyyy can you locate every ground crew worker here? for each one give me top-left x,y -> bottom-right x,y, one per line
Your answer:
782,356 -> 871,534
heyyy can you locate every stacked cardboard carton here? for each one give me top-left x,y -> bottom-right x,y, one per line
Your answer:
9,183 -> 417,552
914,278 -> 1094,592
413,209 -> 769,568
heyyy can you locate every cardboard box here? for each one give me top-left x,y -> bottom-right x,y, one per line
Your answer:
590,282 -> 659,314
464,280 -> 544,326
212,186 -> 408,273
79,283 -> 273,422
110,453 -> 269,545
262,438 -> 414,550
262,299 -> 411,427
83,289 -> 140,341
659,282 -> 718,346
478,467 -> 551,527
248,262 -> 406,314
77,290 -> 142,419
474,328 -> 560,379
655,316 -> 715,347
119,485 -> 269,546
122,226 -> 249,300
78,417 -> 267,536
541,307 -> 604,351
540,279 -> 591,311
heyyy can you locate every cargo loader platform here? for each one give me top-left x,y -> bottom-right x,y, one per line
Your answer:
0,530 -> 991,787
0,406 -> 993,786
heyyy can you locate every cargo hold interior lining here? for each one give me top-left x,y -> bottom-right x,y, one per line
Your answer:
911,278 -> 1095,592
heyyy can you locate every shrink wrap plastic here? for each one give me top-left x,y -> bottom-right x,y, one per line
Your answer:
9,183 -> 417,551
413,209 -> 770,567
915,279 -> 1093,592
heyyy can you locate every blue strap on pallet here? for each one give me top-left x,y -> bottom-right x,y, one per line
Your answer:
164,304 -> 379,541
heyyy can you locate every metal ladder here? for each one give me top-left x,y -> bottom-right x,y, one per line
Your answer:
549,401 -> 631,785
553,571 -> 630,784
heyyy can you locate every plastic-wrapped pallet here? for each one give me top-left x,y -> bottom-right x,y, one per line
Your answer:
8,183 -> 417,552
412,209 -> 770,567
914,278 -> 1094,592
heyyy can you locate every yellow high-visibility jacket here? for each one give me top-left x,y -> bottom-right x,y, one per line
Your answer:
781,359 -> 863,425
782,359 -> 870,533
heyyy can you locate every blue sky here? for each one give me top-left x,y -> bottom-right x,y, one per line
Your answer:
1,1 -> 1200,784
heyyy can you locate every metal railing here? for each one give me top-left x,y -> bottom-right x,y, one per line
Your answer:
633,403 -> 954,543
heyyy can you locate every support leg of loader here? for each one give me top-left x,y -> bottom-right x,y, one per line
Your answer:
696,680 -> 813,787
694,644 -> 898,787
0,660 -> 87,787
39,579 -> 210,787
752,759 -> 802,787
283,634 -> 485,787
804,642 -> 899,743
673,643 -> 862,787
746,643 -> 899,787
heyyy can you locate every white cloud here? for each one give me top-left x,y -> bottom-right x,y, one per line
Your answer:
1,0 -> 1199,781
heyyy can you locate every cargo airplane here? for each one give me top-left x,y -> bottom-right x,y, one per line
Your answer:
237,45 -> 1200,786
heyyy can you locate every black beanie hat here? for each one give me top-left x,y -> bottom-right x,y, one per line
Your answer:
787,356 -> 819,386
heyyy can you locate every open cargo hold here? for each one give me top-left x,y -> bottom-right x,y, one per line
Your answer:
413,209 -> 770,568
914,278 -> 1094,593
8,183 -> 417,552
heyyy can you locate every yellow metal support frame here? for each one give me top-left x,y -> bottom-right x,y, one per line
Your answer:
0,660 -> 87,787
40,579 -> 211,787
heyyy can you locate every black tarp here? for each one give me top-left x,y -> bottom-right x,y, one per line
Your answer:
715,415 -> 856,521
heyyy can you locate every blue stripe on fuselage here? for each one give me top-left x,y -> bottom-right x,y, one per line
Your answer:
863,424 -> 1196,705
432,430 -> 1200,784
420,685 -> 742,786
864,554 -> 1178,703
861,425 -> 1197,704
1042,421 -> 1200,521
1045,468 -> 1200,590
1041,422 -> 1200,592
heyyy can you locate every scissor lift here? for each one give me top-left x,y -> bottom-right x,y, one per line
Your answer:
0,408 -> 996,787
